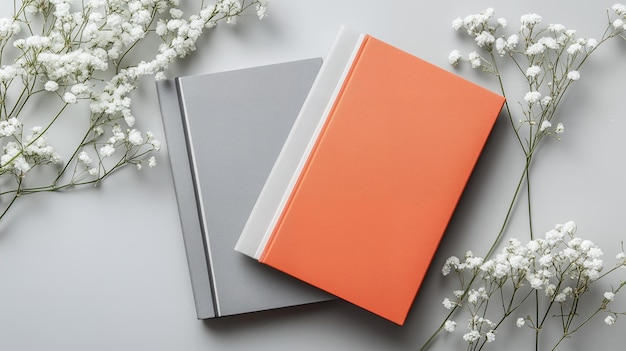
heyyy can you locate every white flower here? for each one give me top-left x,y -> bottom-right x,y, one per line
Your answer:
524,91 -> 541,103
494,34 -> 519,56
99,144 -> 115,157
12,156 -> 31,173
78,151 -> 92,165
526,65 -> 541,77
526,42 -> 545,55
155,20 -> 168,36
442,256 -> 460,275
475,31 -> 495,47
0,18 -> 20,39
24,35 -> 51,49
541,96 -> 553,106
614,3 -> 626,15
613,19 -> 625,29
538,254 -> 553,266
485,331 -> 496,343
468,51 -> 481,68
520,13 -> 542,28
565,29 -> 577,37
256,2 -> 268,20
567,70 -> 580,80
88,0 -> 106,8
588,247 -> 603,259
0,117 -> 20,137
444,320 -> 457,332
149,137 -> 161,151
546,284 -> 557,297
527,273 -> 544,289
154,71 -> 167,81
548,23 -> 566,32
44,80 -> 59,92
71,83 -> 90,97
538,36 -> 559,50
559,220 -> 577,234
586,38 -> 598,50
448,50 -> 462,66
1,142 -> 28,172
442,297 -> 455,309
567,43 -> 583,55
526,240 -> 541,252
462,12 -> 490,35
604,291 -> 615,301
508,254 -> 529,270
452,17 -> 463,30
169,8 -> 184,19
467,289 -> 481,304
63,92 -> 77,104
605,315 -> 616,326
494,38 -> 507,56
516,317 -> 526,328
563,247 -> 578,260
554,292 -> 567,302
497,18 -> 507,28
539,120 -> 552,132
127,129 -> 144,146
94,127 -> 104,136
463,330 -> 480,343
465,256 -> 484,270
545,228 -> 564,244
148,156 -> 157,168
507,34 -> 519,48
555,122 -> 564,134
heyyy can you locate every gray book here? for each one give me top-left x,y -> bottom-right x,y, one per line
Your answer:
156,58 -> 332,319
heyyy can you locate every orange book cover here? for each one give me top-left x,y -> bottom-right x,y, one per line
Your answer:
238,28 -> 504,325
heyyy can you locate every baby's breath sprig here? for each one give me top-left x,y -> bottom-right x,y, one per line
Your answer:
0,0 -> 268,221
448,6 -> 625,245
440,222 -> 626,351
421,5 -> 626,351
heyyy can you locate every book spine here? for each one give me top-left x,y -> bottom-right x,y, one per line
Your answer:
234,26 -> 366,260
261,34 -> 371,262
156,79 -> 218,319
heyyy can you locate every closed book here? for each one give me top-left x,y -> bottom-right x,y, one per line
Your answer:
156,58 -> 332,319
235,27 -> 505,325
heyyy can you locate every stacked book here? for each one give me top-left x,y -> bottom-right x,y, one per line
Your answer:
156,27 -> 504,325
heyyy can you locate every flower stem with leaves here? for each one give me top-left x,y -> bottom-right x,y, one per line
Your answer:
0,0 -> 268,223
421,5 -> 626,350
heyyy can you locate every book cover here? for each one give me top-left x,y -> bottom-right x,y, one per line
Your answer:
235,27 -> 505,325
156,58 -> 332,319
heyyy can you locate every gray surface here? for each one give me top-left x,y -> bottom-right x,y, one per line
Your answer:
157,58 -> 331,319
0,0 -> 625,350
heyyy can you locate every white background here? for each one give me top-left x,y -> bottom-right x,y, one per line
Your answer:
1,0 -> 625,350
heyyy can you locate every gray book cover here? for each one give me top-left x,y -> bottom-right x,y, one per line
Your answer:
156,58 -> 332,319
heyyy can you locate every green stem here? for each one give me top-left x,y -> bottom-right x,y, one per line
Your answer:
0,176 -> 21,220
420,162 -> 530,351
535,289 -> 539,351
485,155 -> 531,259
526,154 -> 534,240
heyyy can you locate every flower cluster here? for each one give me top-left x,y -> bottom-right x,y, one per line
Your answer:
0,0 -> 267,220
420,5 -> 626,351
448,6 -> 625,150
441,222 -> 626,349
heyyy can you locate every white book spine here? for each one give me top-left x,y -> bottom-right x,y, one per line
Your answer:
234,26 -> 365,259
